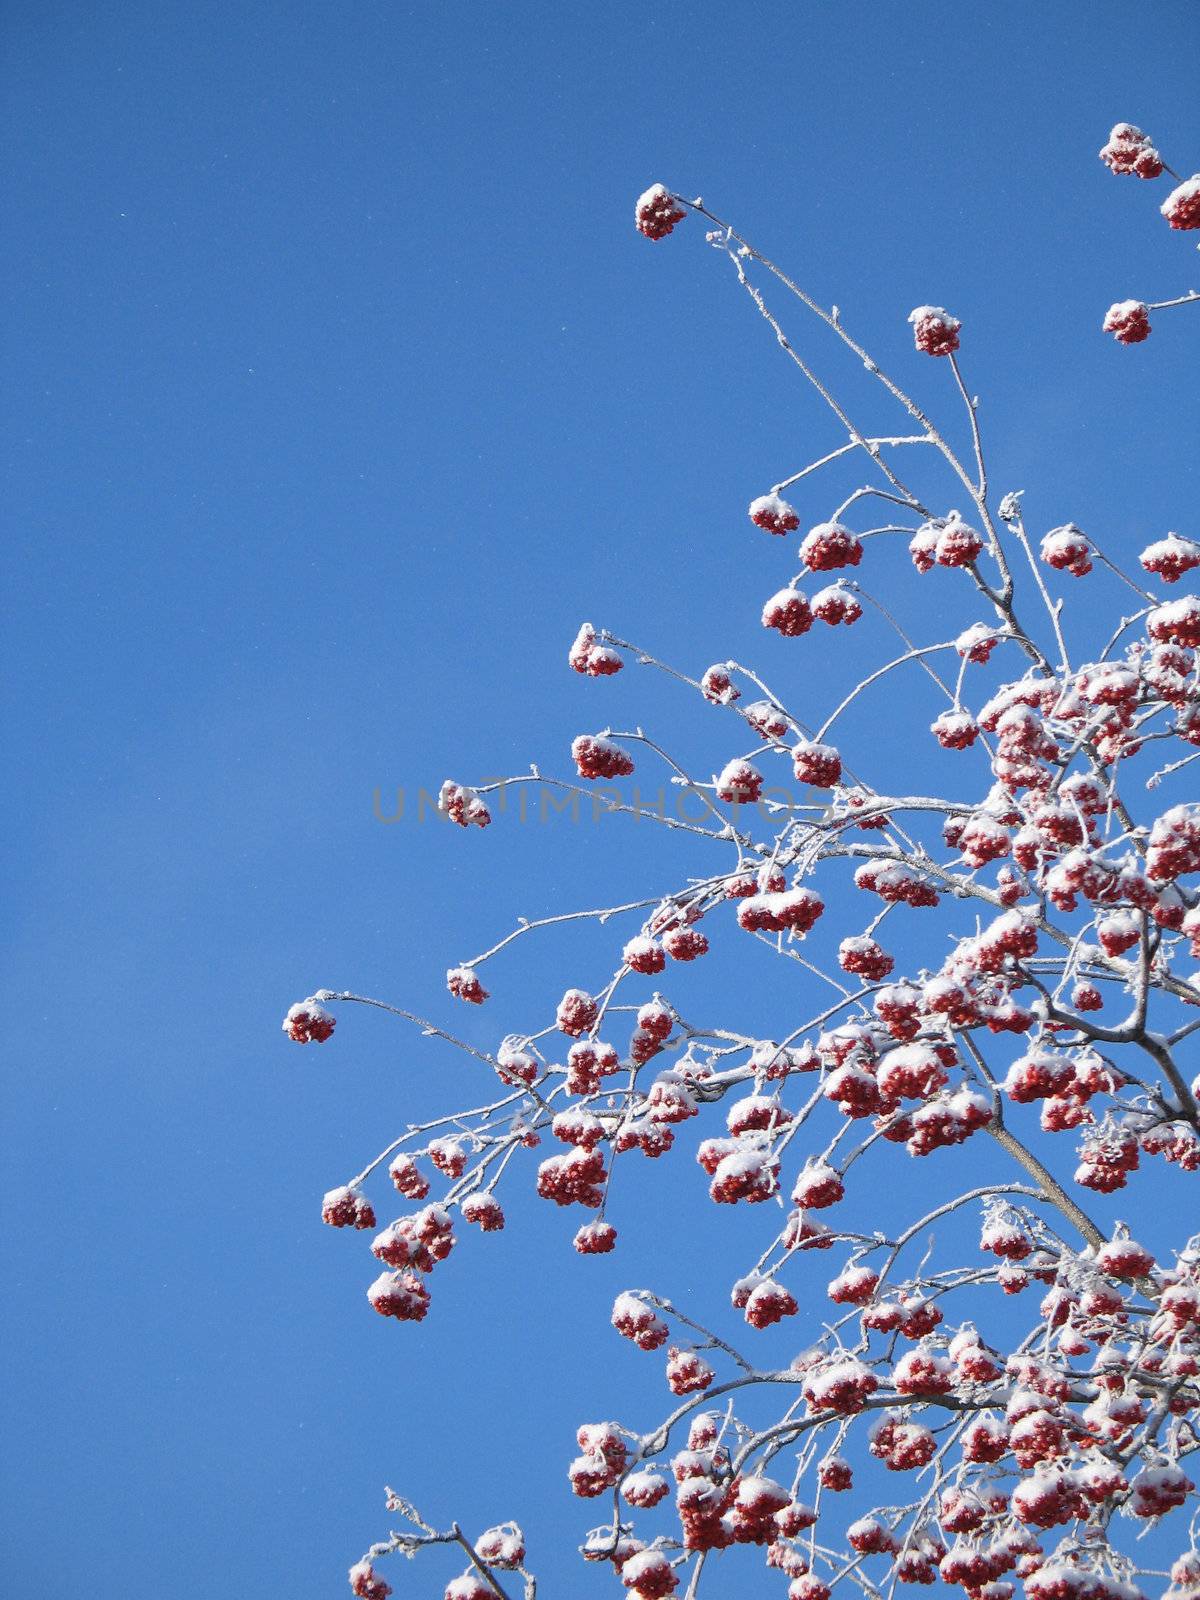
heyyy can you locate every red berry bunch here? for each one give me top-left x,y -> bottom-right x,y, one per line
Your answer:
569,622 -> 623,676
572,733 -> 634,779
283,999 -> 335,1043
569,1420 -> 629,1497
612,1290 -> 670,1349
811,583 -> 862,625
700,663 -> 740,704
460,1193 -> 505,1231
827,1263 -> 880,1304
730,1475 -> 790,1543
635,183 -> 686,239
908,305 -> 961,356
791,1162 -> 844,1208
573,1219 -> 617,1254
1148,597 -> 1200,649
749,492 -> 800,534
1161,175 -> 1200,230
1102,300 -> 1151,344
792,739 -> 841,787
537,1145 -> 606,1207
474,1524 -> 524,1569
799,521 -> 863,572
322,1185 -> 376,1229
666,1347 -> 715,1395
715,758 -> 764,803
743,1278 -> 798,1328
1075,1123 -> 1140,1192
709,1147 -> 778,1205
557,987 -> 598,1035
446,965 -> 488,1004
367,1268 -> 431,1322
932,709 -> 979,749
802,1356 -> 879,1413
1099,122 -> 1164,177
762,587 -> 813,637
745,698 -> 790,736
387,1152 -> 430,1198
349,1560 -> 392,1600
1040,524 -> 1093,576
623,934 -> 666,974
838,935 -> 894,981
1140,533 -> 1200,584
438,779 -> 492,827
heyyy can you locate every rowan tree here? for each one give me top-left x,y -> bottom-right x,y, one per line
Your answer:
285,123 -> 1200,1600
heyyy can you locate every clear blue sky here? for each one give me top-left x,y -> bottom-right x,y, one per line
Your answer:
3,3 -> 1198,1595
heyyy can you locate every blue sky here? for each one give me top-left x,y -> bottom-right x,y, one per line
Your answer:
3,2 -> 1199,1595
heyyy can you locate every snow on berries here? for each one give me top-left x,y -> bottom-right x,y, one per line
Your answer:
799,521 -> 862,572
623,934 -> 666,975
349,1560 -> 392,1600
445,1577 -> 494,1600
743,1278 -> 798,1328
802,1355 -> 879,1413
932,709 -> 979,749
612,1290 -> 670,1349
1040,524 -> 1093,577
1161,175 -> 1200,230
744,698 -> 790,737
666,1347 -> 715,1394
474,1524 -> 525,1569
438,779 -> 492,827
811,583 -> 862,625
1129,1463 -> 1195,1516
1102,300 -> 1151,345
699,663 -> 740,704
911,513 -> 983,571
1095,1234 -> 1155,1280
837,935 -> 894,981
322,1185 -> 376,1229
460,1192 -> 505,1231
635,183 -> 686,240
367,1268 -> 431,1322
908,305 -> 961,356
715,758 -> 764,803
1099,122 -> 1164,178
1146,804 -> 1200,881
569,622 -> 623,676
1148,595 -> 1200,649
1141,533 -> 1200,584
283,998 -> 335,1043
574,1219 -> 617,1254
762,586 -> 812,637
446,965 -> 488,1004
792,739 -> 841,787
557,987 -> 599,1035
388,1152 -> 430,1198
572,732 -> 634,779
749,492 -> 800,535
620,1548 -> 678,1596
